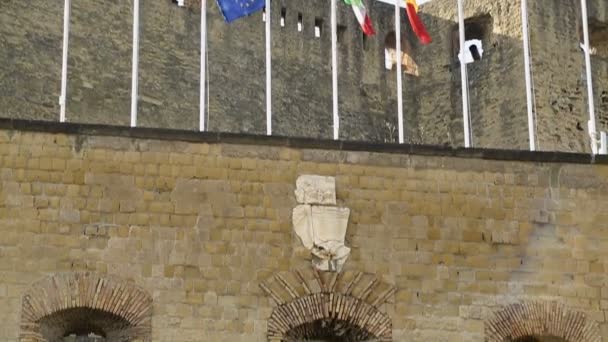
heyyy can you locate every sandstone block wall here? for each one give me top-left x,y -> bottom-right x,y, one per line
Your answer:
0,121 -> 607,341
3,0 -> 606,151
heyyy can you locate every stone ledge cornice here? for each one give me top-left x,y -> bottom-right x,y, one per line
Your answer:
0,118 -> 606,165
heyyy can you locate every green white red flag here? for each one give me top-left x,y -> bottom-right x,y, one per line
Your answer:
343,0 -> 376,36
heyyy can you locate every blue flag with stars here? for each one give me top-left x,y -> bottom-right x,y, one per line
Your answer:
216,0 -> 265,22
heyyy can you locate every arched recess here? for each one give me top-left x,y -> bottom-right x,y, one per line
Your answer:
485,301 -> 601,342
260,267 -> 395,341
19,273 -> 152,342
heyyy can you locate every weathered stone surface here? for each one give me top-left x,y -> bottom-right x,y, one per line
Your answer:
293,204 -> 314,249
310,206 -> 350,244
293,205 -> 352,272
311,241 -> 351,272
294,175 -> 336,205
2,0 -> 607,151
293,174 -> 351,272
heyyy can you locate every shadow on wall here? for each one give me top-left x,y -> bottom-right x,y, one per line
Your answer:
587,17 -> 608,133
0,0 -> 598,151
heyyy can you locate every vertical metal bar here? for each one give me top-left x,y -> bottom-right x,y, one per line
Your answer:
130,0 -> 140,127
200,0 -> 206,132
601,132 -> 607,155
266,0 -> 272,135
457,0 -> 471,148
59,0 -> 71,123
395,0 -> 404,144
581,0 -> 597,154
521,0 -> 536,151
331,0 -> 339,140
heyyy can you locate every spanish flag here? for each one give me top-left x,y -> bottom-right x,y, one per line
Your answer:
405,0 -> 432,45
344,0 -> 376,36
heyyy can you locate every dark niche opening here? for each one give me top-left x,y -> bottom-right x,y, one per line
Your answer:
512,336 -> 569,342
579,17 -> 608,60
315,17 -> 324,38
38,307 -> 132,342
469,44 -> 482,61
450,14 -> 493,60
63,333 -> 106,342
284,319 -> 378,341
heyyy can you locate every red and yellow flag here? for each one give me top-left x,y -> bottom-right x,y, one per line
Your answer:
405,0 -> 432,45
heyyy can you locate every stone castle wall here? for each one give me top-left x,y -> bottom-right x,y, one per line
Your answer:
527,0 -> 608,153
0,0 -> 401,140
0,121 -> 607,341
589,0 -> 608,140
2,0 -> 606,151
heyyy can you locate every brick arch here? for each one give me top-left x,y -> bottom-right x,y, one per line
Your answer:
20,273 -> 152,342
485,301 -> 601,342
268,292 -> 391,341
260,267 -> 395,341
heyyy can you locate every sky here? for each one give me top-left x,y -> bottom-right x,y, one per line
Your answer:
375,0 -> 432,7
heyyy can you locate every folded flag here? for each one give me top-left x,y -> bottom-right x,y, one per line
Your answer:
405,0 -> 432,45
343,0 -> 376,36
216,0 -> 265,23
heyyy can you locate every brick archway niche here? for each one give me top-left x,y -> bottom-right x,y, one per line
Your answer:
485,301 -> 601,342
261,268 -> 395,341
19,273 -> 152,342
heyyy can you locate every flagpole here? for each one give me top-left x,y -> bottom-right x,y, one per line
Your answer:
331,0 -> 339,140
266,0 -> 272,135
130,0 -> 140,127
59,0 -> 71,123
395,0 -> 404,144
521,0 -> 536,151
581,0 -> 597,154
200,0 -> 206,132
457,0 -> 471,147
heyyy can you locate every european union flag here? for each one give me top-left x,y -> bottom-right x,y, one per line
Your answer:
216,0 -> 265,22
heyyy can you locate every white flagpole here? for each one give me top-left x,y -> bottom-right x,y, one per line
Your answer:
395,0 -> 404,144
266,0 -> 272,135
457,0 -> 471,147
331,0 -> 339,140
521,0 -> 536,151
200,0 -> 207,132
130,0 -> 140,127
581,0 -> 597,154
59,0 -> 71,123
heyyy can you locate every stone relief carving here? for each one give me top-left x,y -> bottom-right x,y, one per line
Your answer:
292,175 -> 351,272
294,175 -> 336,205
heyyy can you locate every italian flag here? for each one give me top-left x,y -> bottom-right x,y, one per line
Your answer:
344,0 -> 376,36
405,0 -> 432,45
